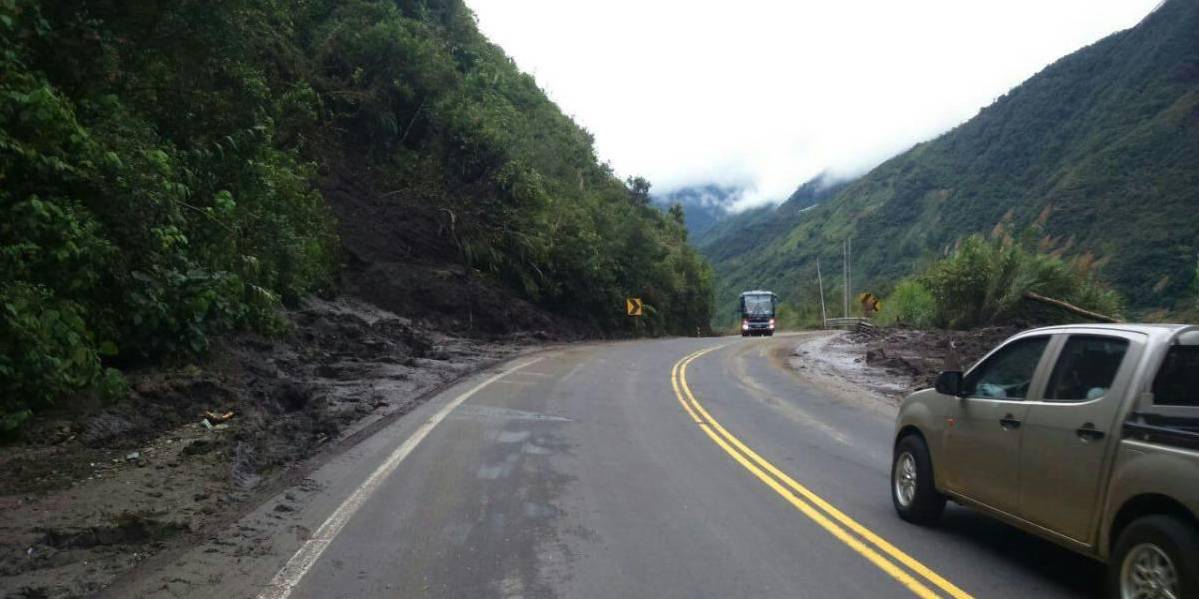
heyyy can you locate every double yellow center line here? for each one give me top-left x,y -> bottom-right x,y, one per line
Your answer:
670,346 -> 973,599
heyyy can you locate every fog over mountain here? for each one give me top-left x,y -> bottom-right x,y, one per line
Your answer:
470,0 -> 1161,210
651,185 -> 739,236
700,0 -> 1199,323
655,172 -> 853,237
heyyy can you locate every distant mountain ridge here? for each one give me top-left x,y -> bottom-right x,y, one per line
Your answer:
695,172 -> 848,264
652,185 -> 741,236
700,0 -> 1199,325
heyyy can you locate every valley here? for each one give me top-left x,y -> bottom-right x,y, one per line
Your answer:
2,1 -> 1196,598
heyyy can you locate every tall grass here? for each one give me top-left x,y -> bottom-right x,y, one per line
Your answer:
883,232 -> 1123,329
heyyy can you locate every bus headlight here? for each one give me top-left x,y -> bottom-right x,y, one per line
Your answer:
741,320 -> 749,330
768,318 -> 776,329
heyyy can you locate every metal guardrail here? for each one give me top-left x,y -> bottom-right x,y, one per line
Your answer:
823,317 -> 876,332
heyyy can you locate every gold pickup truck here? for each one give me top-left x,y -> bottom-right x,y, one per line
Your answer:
891,324 -> 1199,598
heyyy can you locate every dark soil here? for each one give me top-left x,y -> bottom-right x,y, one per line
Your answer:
1,150 -> 592,599
849,325 -> 1022,393
0,297 -> 519,598
321,170 -> 596,339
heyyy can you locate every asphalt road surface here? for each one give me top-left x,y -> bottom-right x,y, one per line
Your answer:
119,334 -> 1107,598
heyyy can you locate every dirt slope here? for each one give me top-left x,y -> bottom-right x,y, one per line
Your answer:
1,154 -> 607,599
321,170 -> 595,339
0,297 -> 522,598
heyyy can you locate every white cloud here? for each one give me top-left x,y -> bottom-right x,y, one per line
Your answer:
467,0 -> 1162,210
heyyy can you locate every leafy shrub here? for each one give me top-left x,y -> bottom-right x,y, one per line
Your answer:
918,233 -> 1123,329
0,0 -> 335,426
0,284 -> 94,430
877,279 -> 937,328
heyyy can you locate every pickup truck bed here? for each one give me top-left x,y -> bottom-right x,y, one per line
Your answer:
1124,413 -> 1199,451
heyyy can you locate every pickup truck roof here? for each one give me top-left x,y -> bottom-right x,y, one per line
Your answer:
1020,323 -> 1199,345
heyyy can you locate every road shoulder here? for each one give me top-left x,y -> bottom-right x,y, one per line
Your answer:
773,332 -> 901,418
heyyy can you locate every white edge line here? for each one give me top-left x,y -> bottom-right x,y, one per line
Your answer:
256,357 -> 546,599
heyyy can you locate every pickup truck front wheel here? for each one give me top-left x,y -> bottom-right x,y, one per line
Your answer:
1109,515 -> 1199,599
891,434 -> 945,525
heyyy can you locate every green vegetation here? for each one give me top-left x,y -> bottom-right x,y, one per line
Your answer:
775,301 -> 825,331
0,0 -> 712,428
1,0 -> 338,429
699,0 -> 1199,326
879,233 -> 1123,330
876,280 -> 937,329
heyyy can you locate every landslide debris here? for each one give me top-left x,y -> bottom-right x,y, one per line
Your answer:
0,297 -> 517,599
789,327 -> 1019,404
851,326 -> 1020,393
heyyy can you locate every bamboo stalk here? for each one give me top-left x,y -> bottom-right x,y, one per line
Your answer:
1022,291 -> 1121,323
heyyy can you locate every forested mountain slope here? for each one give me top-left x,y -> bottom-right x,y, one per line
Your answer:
703,0 -> 1199,325
0,0 -> 712,425
696,174 -> 848,324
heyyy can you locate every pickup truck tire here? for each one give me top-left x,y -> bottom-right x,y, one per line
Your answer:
1108,514 -> 1199,599
891,435 -> 945,524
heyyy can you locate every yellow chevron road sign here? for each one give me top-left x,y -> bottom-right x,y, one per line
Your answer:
626,298 -> 643,317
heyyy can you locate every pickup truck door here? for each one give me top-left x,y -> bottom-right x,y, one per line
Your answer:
944,335 -> 1053,515
1018,332 -> 1142,543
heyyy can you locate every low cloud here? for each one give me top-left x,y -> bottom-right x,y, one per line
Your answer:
470,0 -> 1159,209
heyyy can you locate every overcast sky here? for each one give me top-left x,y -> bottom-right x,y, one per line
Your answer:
468,1 -> 1162,210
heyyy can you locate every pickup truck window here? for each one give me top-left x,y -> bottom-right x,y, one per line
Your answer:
1044,336 -> 1129,402
1152,346 -> 1199,407
963,336 -> 1049,400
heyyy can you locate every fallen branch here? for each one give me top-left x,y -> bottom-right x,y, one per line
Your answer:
1022,291 -> 1121,323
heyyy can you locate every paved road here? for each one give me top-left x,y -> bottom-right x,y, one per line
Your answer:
125,334 -> 1107,598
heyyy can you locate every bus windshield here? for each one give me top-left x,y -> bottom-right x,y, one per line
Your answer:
743,295 -> 774,317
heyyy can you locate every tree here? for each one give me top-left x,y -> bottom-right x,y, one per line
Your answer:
626,176 -> 652,207
668,202 -> 686,226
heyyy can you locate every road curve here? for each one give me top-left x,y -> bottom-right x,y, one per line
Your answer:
121,334 -> 1106,598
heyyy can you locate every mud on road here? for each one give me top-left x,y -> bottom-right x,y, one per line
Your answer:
786,326 -> 1019,406
0,297 -> 524,599
1,319 -> 1017,598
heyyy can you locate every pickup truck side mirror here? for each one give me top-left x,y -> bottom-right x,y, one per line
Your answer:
935,371 -> 966,397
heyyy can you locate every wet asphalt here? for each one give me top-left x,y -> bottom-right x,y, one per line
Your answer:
274,334 -> 1102,598
106,334 -> 1107,598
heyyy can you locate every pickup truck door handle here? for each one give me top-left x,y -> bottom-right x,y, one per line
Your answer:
999,414 -> 1022,430
1076,423 -> 1106,442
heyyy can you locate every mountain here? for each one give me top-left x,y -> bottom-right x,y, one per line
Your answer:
694,173 -> 849,323
703,0 -> 1199,325
652,185 -> 741,237
1,0 -> 713,422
